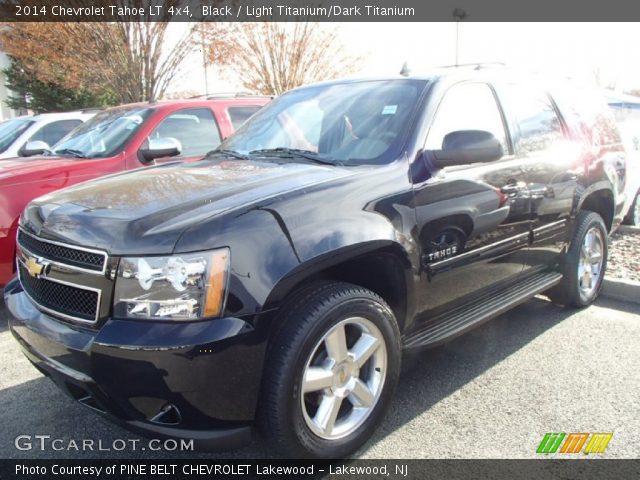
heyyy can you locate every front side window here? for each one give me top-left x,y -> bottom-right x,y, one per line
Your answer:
52,107 -> 154,159
29,119 -> 82,147
425,82 -> 508,152
149,108 -> 222,157
222,79 -> 427,165
0,118 -> 34,153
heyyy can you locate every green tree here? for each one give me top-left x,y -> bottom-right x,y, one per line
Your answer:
3,56 -> 116,113
1,20 -> 202,104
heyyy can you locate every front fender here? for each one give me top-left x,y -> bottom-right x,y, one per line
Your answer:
176,162 -> 417,322
263,238 -> 415,311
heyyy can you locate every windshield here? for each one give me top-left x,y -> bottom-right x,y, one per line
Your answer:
51,106 -> 154,158
0,118 -> 34,153
221,79 -> 427,165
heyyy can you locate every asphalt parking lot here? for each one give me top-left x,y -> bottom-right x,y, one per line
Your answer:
1,295 -> 638,459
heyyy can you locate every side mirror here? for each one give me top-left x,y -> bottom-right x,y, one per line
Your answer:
139,137 -> 182,163
20,140 -> 50,157
430,130 -> 503,168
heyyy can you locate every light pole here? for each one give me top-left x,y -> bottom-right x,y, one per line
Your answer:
453,8 -> 467,66
200,24 -> 209,96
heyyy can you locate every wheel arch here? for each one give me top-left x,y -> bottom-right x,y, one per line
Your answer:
578,187 -> 615,233
263,241 -> 415,333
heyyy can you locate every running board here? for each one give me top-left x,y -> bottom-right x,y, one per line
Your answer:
402,271 -> 563,351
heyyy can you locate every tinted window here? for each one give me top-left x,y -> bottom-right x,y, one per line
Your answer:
425,82 -> 508,152
29,119 -> 82,147
0,118 -> 34,153
150,108 -> 221,157
505,87 -> 564,154
52,107 -> 154,159
553,88 -> 622,147
223,79 -> 426,165
228,106 -> 262,130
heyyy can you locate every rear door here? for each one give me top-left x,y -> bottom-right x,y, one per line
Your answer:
497,84 -> 580,275
412,81 -> 532,318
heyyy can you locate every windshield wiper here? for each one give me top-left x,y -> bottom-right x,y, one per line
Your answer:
54,148 -> 86,158
249,148 -> 339,165
206,148 -> 249,160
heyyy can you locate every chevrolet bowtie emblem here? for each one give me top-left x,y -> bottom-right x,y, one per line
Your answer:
26,256 -> 46,278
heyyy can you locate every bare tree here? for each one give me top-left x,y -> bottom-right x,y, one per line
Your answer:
209,23 -> 360,95
0,17 -> 198,102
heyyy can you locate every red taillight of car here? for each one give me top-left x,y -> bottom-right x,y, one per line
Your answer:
496,187 -> 509,207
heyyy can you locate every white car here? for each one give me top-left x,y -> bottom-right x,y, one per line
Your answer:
0,110 -> 97,159
607,94 -> 640,225
615,119 -> 640,225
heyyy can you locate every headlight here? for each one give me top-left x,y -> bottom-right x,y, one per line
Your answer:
113,248 -> 230,321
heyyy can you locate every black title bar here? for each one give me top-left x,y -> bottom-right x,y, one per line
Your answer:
3,0 -> 640,22
1,459 -> 640,480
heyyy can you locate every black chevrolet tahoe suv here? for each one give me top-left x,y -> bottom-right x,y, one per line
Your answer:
5,68 -> 627,458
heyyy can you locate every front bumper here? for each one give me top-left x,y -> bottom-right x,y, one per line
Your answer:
5,277 -> 270,450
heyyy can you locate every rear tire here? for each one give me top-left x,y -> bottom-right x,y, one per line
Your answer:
260,282 -> 401,458
547,211 -> 608,307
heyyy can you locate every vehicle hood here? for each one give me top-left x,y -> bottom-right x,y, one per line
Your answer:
0,155 -> 73,184
22,158 -> 355,255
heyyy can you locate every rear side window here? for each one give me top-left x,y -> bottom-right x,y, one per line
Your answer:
150,108 -> 222,157
227,106 -> 262,130
425,82 -> 508,153
504,86 -> 564,154
552,88 -> 622,147
29,119 -> 82,147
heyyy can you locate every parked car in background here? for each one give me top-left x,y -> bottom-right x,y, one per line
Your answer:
5,70 -> 626,457
616,119 -> 640,225
0,110 -> 98,159
607,93 -> 640,225
0,95 -> 270,287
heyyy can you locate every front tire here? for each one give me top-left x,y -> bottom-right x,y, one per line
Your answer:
547,211 -> 608,307
260,282 -> 401,458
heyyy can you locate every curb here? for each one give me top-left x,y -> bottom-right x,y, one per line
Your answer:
616,225 -> 640,234
601,277 -> 640,304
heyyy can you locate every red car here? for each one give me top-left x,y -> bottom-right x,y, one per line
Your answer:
0,96 -> 270,287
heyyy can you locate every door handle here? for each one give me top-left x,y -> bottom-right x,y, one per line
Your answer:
500,184 -> 521,195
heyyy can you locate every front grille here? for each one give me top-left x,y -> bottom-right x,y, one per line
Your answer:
18,230 -> 105,272
18,263 -> 99,322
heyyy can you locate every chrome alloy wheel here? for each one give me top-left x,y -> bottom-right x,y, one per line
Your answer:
300,317 -> 387,440
632,195 -> 640,226
578,226 -> 605,299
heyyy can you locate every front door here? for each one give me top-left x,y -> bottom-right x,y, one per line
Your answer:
412,81 -> 531,320
137,107 -> 223,166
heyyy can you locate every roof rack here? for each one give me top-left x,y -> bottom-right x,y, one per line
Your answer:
79,107 -> 106,113
435,62 -> 506,70
187,92 -> 273,100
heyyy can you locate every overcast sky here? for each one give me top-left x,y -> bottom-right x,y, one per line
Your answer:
168,22 -> 640,95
